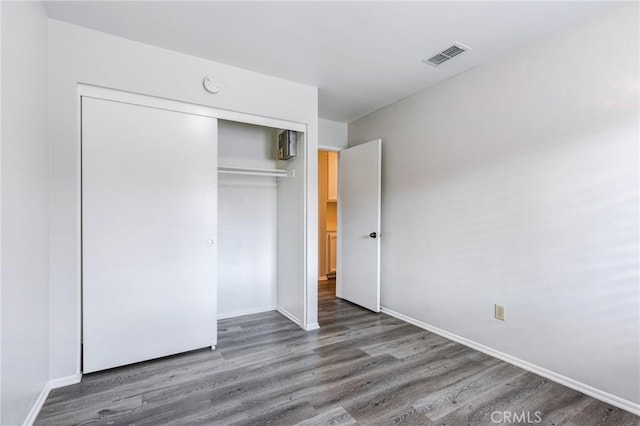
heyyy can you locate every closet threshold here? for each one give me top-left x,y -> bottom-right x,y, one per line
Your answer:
218,166 -> 291,178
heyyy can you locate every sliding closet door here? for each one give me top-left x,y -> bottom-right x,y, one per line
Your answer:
82,97 -> 217,373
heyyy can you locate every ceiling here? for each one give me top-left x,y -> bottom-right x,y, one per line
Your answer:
43,1 -> 606,122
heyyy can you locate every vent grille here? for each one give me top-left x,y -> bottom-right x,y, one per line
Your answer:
427,54 -> 449,66
423,43 -> 470,67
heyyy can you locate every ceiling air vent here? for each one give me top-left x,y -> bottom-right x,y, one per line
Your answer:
423,43 -> 470,67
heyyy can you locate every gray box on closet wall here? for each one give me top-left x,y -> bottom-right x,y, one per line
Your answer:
278,130 -> 297,160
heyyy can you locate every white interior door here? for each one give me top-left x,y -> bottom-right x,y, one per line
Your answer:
82,97 -> 218,373
337,139 -> 381,312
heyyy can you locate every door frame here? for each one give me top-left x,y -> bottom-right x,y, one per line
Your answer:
76,84 -> 313,376
318,145 -> 342,152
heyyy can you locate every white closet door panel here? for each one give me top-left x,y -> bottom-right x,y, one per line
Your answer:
82,97 -> 217,373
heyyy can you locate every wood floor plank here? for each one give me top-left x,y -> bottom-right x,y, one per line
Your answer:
432,372 -> 553,425
343,349 -> 500,422
415,362 -> 528,421
567,398 -> 640,426
229,399 -> 318,426
504,379 -> 591,426
239,353 -> 401,412
35,279 -> 639,425
294,406 -> 357,426
360,330 -> 449,359
36,394 -> 143,425
310,344 -> 475,412
366,404 -> 436,426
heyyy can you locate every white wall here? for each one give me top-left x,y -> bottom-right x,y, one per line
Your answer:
319,118 -> 347,150
0,4 -> 3,420
349,3 -> 639,409
218,121 -> 278,318
1,2 -> 49,425
0,3 -> 3,420
48,19 -> 318,381
276,131 -> 309,325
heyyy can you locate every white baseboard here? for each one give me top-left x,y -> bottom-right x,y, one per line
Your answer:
23,382 -> 50,426
276,305 -> 320,332
23,374 -> 82,425
304,322 -> 320,331
380,307 -> 640,416
49,373 -> 82,389
276,305 -> 301,327
217,305 -> 276,320
276,306 -> 319,331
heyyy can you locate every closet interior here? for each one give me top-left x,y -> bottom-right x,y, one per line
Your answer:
218,120 -> 293,318
217,120 -> 301,319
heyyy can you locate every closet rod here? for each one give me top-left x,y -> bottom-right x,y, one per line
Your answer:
218,166 -> 290,178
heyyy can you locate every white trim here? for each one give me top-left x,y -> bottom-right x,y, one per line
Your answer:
380,307 -> 640,416
276,305 -> 302,328
304,322 -> 320,331
336,147 -> 342,299
23,375 -> 82,425
301,130 -> 311,331
75,92 -> 83,384
217,306 -> 276,320
49,374 -> 82,389
77,84 -> 306,132
22,382 -> 50,426
373,140 -> 382,312
0,4 -> 2,412
318,145 -> 342,152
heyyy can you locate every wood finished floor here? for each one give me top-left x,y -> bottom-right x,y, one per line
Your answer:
36,280 -> 639,425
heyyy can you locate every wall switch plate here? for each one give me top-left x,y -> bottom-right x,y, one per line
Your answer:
494,304 -> 505,321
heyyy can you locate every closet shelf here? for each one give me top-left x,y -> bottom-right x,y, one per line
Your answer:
218,166 -> 291,178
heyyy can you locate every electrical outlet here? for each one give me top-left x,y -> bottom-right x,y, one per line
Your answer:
494,304 -> 505,321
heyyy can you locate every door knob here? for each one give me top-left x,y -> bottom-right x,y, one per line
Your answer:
369,232 -> 377,239
206,239 -> 214,247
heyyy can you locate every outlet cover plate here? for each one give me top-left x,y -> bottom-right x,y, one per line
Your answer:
495,304 -> 505,321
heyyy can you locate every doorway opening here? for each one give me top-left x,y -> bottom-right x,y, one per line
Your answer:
318,150 -> 338,305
